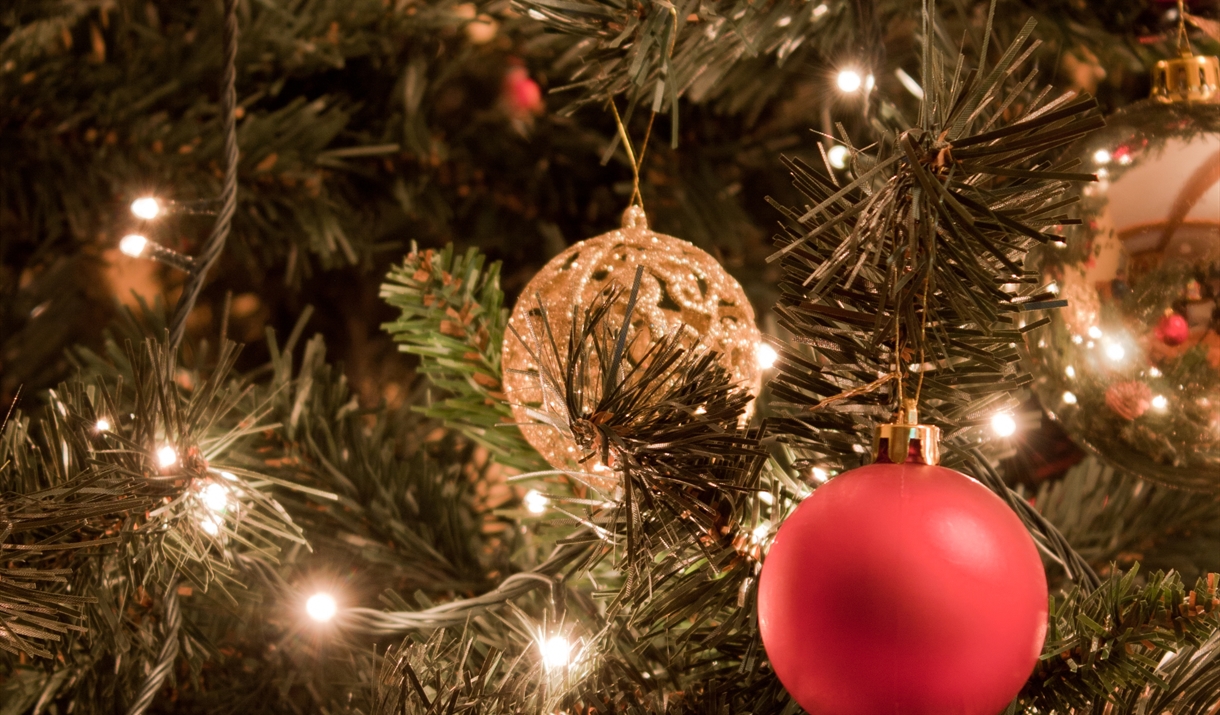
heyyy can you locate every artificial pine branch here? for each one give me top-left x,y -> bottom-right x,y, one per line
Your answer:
382,244 -> 547,474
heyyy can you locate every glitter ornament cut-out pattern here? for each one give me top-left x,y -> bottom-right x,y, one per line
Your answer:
503,206 -> 762,472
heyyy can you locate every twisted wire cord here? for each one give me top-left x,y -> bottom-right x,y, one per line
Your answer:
126,579 -> 182,715
168,0 -> 240,354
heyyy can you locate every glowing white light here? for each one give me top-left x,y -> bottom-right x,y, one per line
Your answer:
119,234 -> 149,257
758,491 -> 774,505
811,3 -> 828,19
756,343 -> 778,369
864,73 -> 875,92
1047,282 -> 1059,295
1087,326 -> 1103,339
306,592 -> 338,623
539,636 -> 573,670
1071,335 -> 1084,345
1149,366 -> 1162,378
694,405 -> 707,415
776,15 -> 791,26
200,516 -> 221,536
991,413 -> 1017,437
811,466 -> 829,482
202,482 -> 229,512
836,69 -> 863,93
1065,365 -> 1076,379
95,418 -> 111,432
219,470 -> 238,481
1092,149 -> 1112,165
751,522 -> 771,543
1151,394 -> 1168,410
157,445 -> 178,468
827,144 -> 850,169
1086,341 -> 1095,349
131,197 -> 162,220
1062,391 -> 1078,405
1105,343 -> 1125,362
524,489 -> 548,514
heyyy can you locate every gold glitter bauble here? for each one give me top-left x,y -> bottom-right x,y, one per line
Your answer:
1025,100 -> 1220,491
503,206 -> 763,471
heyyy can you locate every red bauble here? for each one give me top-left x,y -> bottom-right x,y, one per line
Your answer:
502,65 -> 543,119
1154,311 -> 1189,346
758,461 -> 1047,715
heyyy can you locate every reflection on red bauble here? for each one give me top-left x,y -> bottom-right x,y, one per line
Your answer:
758,461 -> 1047,715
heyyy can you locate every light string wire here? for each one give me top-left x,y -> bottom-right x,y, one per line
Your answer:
167,0 -> 240,356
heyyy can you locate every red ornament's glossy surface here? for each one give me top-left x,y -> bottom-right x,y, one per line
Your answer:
758,461 -> 1047,715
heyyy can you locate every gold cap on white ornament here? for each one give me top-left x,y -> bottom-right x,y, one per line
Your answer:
872,399 -> 942,466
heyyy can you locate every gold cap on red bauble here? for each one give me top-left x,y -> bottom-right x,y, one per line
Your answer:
871,400 -> 941,466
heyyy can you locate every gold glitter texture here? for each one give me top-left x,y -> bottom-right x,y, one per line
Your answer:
502,206 -> 762,472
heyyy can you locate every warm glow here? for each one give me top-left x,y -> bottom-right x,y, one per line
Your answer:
1063,391 -> 1078,405
836,69 -> 863,93
157,445 -> 178,468
524,489 -> 548,514
306,592 -> 338,623
1151,394 -> 1168,410
1105,343 -> 1125,362
1087,326 -> 1103,339
991,413 -> 1017,437
131,197 -> 162,220
202,482 -> 229,512
811,466 -> 829,482
1149,366 -> 1162,378
751,522 -> 771,543
756,343 -> 778,369
120,234 -> 149,257
95,418 -> 111,432
1065,365 -> 1076,379
200,516 -> 221,536
539,636 -> 573,670
1092,149 -> 1112,165
827,144 -> 849,169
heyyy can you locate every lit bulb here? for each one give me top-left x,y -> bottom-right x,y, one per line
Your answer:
811,466 -> 829,482
827,144 -> 850,169
812,3 -> 828,18
694,405 -> 707,415
201,482 -> 228,512
1065,365 -> 1076,379
991,413 -> 1017,437
524,489 -> 548,514
1149,366 -> 1162,378
1046,282 -> 1059,294
200,515 -> 221,536
1092,149 -> 1112,165
157,445 -> 178,468
306,592 -> 338,623
1087,326 -> 1103,339
539,635 -> 573,670
1071,335 -> 1084,345
864,73 -> 875,92
836,69 -> 863,93
751,522 -> 771,543
1105,343 -> 1125,362
758,491 -> 774,505
1151,394 -> 1167,410
218,470 -> 238,481
131,197 -> 162,220
95,418 -> 111,432
756,343 -> 778,369
1062,391 -> 1078,405
119,234 -> 149,257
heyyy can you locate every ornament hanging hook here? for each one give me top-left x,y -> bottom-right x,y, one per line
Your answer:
608,97 -> 657,213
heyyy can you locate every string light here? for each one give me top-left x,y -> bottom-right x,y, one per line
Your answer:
1062,391 -> 1078,405
756,342 -> 778,369
836,69 -> 863,93
827,144 -> 850,169
1149,366 -> 1162,378
131,197 -> 162,220
1087,326 -> 1103,339
811,466 -> 829,482
157,445 -> 178,469
1065,365 -> 1076,379
306,592 -> 338,623
120,234 -> 149,257
94,418 -> 111,432
1071,334 -> 1084,345
1151,395 -> 1168,410
991,413 -> 1017,437
758,491 -> 774,505
524,489 -> 549,514
1092,149 -> 1112,165
751,522 -> 771,543
1105,343 -> 1126,362
200,515 -> 222,536
201,482 -> 229,512
539,635 -> 573,670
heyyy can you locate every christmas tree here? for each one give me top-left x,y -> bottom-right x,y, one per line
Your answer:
2,0 -> 1219,712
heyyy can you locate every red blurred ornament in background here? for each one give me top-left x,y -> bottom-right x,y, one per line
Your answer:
758,407 -> 1048,715
1155,310 -> 1190,346
501,63 -> 543,120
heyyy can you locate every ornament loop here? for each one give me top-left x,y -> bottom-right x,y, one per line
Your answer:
621,205 -> 648,230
